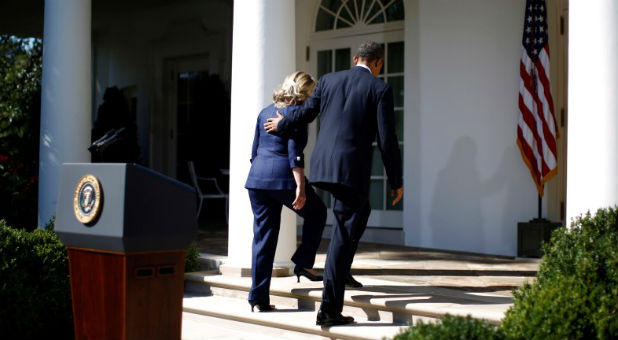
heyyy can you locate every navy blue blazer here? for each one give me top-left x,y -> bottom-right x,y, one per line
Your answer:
277,66 -> 403,194
245,104 -> 307,190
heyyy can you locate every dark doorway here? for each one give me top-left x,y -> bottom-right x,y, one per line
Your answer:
166,58 -> 230,227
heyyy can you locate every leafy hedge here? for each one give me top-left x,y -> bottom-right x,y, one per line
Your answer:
0,219 -> 201,338
501,206 -> 618,339
393,206 -> 618,340
0,220 -> 74,339
185,240 -> 201,272
0,36 -> 42,231
393,315 -> 503,340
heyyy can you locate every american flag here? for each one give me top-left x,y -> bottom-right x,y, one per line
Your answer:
517,0 -> 558,196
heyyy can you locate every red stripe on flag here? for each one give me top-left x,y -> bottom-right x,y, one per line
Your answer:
519,62 -> 557,163
517,128 -> 544,196
517,0 -> 558,196
518,91 -> 544,162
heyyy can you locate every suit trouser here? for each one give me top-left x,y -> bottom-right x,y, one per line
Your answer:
247,185 -> 327,304
316,183 -> 371,314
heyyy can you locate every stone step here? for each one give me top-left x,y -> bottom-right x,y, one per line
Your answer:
183,294 -> 408,340
184,272 -> 512,325
182,311 -> 334,340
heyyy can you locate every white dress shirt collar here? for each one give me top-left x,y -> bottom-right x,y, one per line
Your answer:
356,63 -> 371,74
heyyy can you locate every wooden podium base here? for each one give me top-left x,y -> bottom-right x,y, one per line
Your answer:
67,247 -> 185,340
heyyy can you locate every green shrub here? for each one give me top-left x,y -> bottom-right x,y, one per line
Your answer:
0,217 -> 200,338
393,315 -> 503,340
502,206 -> 618,340
0,220 -> 74,339
392,206 -> 618,340
0,36 -> 42,231
185,240 -> 201,272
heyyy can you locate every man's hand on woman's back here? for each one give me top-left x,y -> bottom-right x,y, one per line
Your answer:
264,111 -> 283,133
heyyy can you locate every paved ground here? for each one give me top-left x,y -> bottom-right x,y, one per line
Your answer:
182,312 -> 331,340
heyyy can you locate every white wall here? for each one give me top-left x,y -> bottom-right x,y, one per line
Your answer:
296,0 -> 553,256
404,0 -> 538,256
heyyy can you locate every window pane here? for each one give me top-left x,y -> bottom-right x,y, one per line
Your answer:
317,50 -> 332,79
387,75 -> 404,107
355,0 -> 364,17
340,4 -> 355,24
369,179 -> 384,210
362,0 -> 374,19
387,42 -> 404,73
322,0 -> 343,12
316,8 -> 335,31
335,48 -> 350,71
365,1 -> 382,24
336,19 -> 351,29
395,109 -> 403,140
385,0 -> 405,21
369,13 -> 385,24
371,145 -> 383,176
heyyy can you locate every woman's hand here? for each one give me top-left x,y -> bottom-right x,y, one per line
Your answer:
291,167 -> 306,210
292,186 -> 306,210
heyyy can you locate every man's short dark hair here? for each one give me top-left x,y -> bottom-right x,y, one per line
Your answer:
356,41 -> 384,62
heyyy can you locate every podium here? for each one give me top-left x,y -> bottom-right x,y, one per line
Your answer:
55,163 -> 197,339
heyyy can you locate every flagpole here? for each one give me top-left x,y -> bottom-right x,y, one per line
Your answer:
516,0 -> 561,257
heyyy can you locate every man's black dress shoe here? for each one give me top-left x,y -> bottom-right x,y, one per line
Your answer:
345,273 -> 363,288
316,310 -> 355,326
294,266 -> 323,282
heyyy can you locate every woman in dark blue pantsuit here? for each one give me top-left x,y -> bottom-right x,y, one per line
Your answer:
245,71 -> 326,312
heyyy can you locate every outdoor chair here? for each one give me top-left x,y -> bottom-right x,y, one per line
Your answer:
188,161 -> 229,223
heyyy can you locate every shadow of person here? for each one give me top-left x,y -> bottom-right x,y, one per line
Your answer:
480,144 -> 541,254
430,136 -> 484,252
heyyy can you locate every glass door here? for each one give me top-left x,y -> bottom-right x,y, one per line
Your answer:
163,56 -> 220,183
310,31 -> 404,228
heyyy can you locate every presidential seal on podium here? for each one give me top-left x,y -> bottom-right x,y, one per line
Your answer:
73,174 -> 102,224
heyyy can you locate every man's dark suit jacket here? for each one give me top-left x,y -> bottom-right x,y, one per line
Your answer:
277,66 -> 402,195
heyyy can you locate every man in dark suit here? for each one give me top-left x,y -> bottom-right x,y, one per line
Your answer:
264,41 -> 403,326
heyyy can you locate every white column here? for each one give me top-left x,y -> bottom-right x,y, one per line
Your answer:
225,0 -> 296,276
567,1 -> 618,223
38,0 -> 92,228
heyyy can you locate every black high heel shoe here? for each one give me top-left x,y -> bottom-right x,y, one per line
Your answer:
249,300 -> 275,312
294,266 -> 323,282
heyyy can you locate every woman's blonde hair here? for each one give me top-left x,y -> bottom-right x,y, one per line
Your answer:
273,71 -> 316,108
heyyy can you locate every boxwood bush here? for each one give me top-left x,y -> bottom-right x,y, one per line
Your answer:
0,220 -> 74,339
185,240 -> 201,272
392,206 -> 618,340
394,315 -> 503,340
0,219 -> 201,338
501,206 -> 618,339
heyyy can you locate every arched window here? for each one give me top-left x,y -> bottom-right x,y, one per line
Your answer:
315,0 -> 404,31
